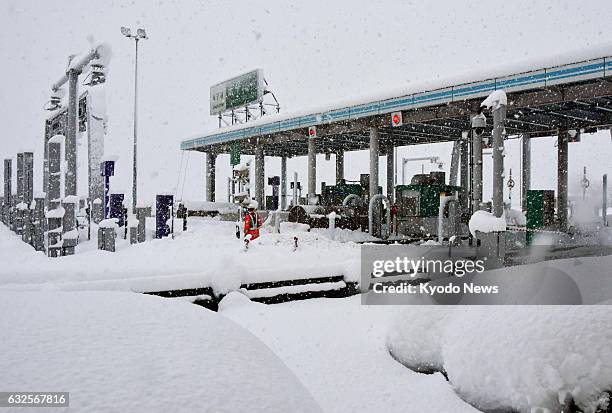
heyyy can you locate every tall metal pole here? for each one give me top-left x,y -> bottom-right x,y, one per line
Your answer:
307,137 -> 316,203
521,133 -> 531,211
132,38 -> 139,214
369,127 -> 379,200
280,156 -> 287,210
557,129 -> 569,231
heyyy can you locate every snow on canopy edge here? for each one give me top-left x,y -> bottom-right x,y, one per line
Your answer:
182,42 -> 612,142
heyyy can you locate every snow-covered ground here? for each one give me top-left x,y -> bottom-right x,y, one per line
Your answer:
2,218 -> 612,412
0,217 -> 361,294
388,306 -> 612,413
0,290 -> 323,413
219,293 -> 479,413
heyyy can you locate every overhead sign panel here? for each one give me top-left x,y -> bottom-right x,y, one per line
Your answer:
210,69 -> 264,115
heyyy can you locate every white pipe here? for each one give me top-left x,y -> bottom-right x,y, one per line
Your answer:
52,48 -> 100,91
368,194 -> 391,239
342,193 -> 363,207
293,171 -> 298,206
438,195 -> 457,243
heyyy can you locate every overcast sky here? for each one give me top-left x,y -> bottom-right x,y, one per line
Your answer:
1,0 -> 611,205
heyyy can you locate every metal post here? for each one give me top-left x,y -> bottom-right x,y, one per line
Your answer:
132,38 -> 139,213
205,152 -> 216,202
602,174 -> 608,226
65,70 -> 78,196
472,128 -> 484,215
293,171 -> 298,206
255,146 -> 265,207
386,144 -> 394,203
335,151 -> 344,183
557,129 -> 569,231
369,127 -> 379,199
308,136 -> 316,203
280,156 -> 287,210
492,104 -> 507,218
521,133 -> 531,211
449,140 -> 461,186
459,139 -> 469,217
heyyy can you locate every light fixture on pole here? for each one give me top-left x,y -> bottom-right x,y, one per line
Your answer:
121,26 -> 148,213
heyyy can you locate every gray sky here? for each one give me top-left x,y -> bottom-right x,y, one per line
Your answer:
1,0 -> 611,204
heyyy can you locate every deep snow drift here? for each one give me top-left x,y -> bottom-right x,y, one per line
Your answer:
388,306 -> 612,413
0,217 -> 361,293
219,293 -> 479,413
0,290 -> 323,413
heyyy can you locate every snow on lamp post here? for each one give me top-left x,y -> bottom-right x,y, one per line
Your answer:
121,26 -> 148,214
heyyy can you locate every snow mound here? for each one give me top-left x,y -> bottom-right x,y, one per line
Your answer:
388,306 -> 612,413
218,290 -> 257,311
468,210 -> 506,237
481,89 -> 507,110
0,290 -> 323,413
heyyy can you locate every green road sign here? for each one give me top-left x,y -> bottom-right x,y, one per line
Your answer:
210,69 -> 264,115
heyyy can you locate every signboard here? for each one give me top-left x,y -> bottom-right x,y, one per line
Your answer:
230,141 -> 241,166
210,69 -> 264,115
391,111 -> 403,127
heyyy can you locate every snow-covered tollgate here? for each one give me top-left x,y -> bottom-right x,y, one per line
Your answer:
181,53 -> 612,249
1,46 -> 612,306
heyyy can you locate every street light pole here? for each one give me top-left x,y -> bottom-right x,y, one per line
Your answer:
121,26 -> 147,214
132,37 -> 139,214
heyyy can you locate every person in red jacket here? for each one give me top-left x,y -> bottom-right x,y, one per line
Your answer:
244,201 -> 263,245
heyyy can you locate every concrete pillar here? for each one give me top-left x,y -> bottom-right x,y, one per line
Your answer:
23,152 -> 33,205
98,226 -> 116,252
61,199 -> 77,255
335,151 -> 344,184
135,206 -> 150,243
205,152 -> 216,202
307,136 -> 317,203
471,129 -> 483,214
369,127 -> 379,199
32,196 -> 46,251
521,133 -> 531,211
47,141 -> 63,257
16,153 -> 24,204
2,159 -> 11,226
86,92 -> 105,223
386,144 -> 394,203
65,70 -> 78,196
557,129 -> 569,231
255,146 -> 265,207
280,156 -> 287,210
492,104 -> 507,218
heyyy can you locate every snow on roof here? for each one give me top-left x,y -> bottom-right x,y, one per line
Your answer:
182,44 -> 612,148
